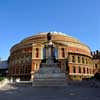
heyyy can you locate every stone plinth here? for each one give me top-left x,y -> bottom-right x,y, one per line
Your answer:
32,66 -> 67,86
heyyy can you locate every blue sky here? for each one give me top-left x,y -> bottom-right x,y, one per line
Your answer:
0,0 -> 100,60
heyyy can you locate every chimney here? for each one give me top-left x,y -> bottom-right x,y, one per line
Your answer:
91,52 -> 93,56
94,51 -> 95,55
96,50 -> 99,55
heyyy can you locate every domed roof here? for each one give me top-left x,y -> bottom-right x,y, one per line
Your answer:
10,32 -> 91,56
22,31 -> 81,44
37,31 -> 79,40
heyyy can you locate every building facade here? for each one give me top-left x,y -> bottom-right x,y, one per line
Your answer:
92,50 -> 100,74
8,32 -> 94,81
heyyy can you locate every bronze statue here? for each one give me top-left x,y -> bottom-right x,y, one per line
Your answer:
47,32 -> 52,41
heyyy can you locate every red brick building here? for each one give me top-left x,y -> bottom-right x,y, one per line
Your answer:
8,32 -> 94,81
92,50 -> 100,74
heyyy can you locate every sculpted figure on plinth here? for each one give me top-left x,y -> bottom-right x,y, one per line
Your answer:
46,32 -> 54,65
47,32 -> 52,41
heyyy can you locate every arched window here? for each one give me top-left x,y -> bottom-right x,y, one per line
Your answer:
25,67 -> 27,73
79,66 -> 81,73
28,66 -> 31,73
83,68 -> 85,73
72,56 -> 75,63
36,48 -> 39,58
61,48 -> 65,58
87,68 -> 89,74
73,66 -> 76,73
95,64 -> 98,68
78,56 -> 80,63
90,69 -> 91,74
86,59 -> 88,64
82,57 -> 84,64
20,67 -> 23,74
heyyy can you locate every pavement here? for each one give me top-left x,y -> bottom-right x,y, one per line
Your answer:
0,84 -> 100,100
0,84 -> 17,91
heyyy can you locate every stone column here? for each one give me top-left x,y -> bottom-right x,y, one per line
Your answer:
75,56 -> 78,64
41,47 -> 43,59
69,64 -> 73,73
58,47 -> 61,59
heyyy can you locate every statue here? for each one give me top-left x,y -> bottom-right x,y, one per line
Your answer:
47,32 -> 52,41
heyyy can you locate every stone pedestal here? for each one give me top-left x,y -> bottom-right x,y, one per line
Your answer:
32,65 -> 67,86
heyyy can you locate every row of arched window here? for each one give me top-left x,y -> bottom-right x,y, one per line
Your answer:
35,47 -> 66,58
70,55 -> 90,64
10,66 -> 31,74
72,66 -> 93,74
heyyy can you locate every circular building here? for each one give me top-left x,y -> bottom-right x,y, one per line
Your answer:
8,32 -> 94,81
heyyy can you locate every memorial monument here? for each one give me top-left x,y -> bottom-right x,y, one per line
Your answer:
32,32 -> 66,86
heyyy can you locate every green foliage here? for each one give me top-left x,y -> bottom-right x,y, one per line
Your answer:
0,77 -> 5,81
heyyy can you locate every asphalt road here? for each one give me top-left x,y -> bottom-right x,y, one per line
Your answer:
0,85 -> 100,100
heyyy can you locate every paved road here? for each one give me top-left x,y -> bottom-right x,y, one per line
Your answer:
0,85 -> 100,100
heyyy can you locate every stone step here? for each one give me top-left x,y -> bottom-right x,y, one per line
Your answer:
34,73 -> 66,78
32,82 -> 67,86
32,80 -> 67,86
34,79 -> 66,82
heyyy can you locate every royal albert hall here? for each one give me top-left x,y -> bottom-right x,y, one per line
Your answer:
8,32 -> 94,81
